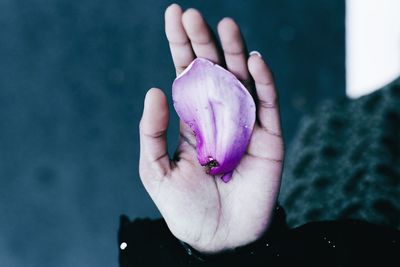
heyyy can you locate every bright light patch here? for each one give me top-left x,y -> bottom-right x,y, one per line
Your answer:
120,242 -> 127,250
346,0 -> 400,98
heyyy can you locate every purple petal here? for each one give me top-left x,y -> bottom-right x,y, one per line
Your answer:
172,58 -> 256,182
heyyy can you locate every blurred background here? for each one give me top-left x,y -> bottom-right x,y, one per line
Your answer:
0,0 -> 362,266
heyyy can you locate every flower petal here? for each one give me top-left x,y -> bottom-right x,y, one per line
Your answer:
172,58 -> 256,182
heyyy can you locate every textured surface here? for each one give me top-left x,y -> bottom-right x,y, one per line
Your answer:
0,0 -> 344,266
280,77 -> 400,229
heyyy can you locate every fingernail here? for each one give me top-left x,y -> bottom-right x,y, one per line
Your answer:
249,51 -> 262,58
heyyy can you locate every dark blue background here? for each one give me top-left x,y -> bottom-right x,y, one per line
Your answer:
0,0 -> 344,266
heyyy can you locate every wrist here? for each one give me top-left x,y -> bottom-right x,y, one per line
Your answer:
179,205 -> 288,260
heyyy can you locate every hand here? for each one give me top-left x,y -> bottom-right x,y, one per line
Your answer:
139,4 -> 284,253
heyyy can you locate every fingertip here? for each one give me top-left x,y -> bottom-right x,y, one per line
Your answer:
165,3 -> 183,36
145,88 -> 167,108
248,54 -> 277,104
164,4 -> 182,29
217,17 -> 241,43
217,17 -> 238,32
165,3 -> 182,17
248,53 -> 261,72
183,7 -> 201,17
168,3 -> 181,9
146,87 -> 164,97
248,52 -> 271,83
182,8 -> 203,27
141,88 -> 169,134
182,8 -> 215,49
217,17 -> 242,50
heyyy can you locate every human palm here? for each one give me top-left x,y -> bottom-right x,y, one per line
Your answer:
139,4 -> 284,253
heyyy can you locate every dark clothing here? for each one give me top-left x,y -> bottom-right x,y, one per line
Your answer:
280,77 -> 400,229
118,213 -> 400,266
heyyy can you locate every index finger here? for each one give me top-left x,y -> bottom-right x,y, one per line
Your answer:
165,4 -> 195,75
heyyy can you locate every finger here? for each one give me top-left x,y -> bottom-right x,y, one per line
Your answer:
165,4 -> 195,75
179,120 -> 196,147
139,88 -> 170,179
248,53 -> 282,137
182,8 -> 221,64
217,18 -> 251,87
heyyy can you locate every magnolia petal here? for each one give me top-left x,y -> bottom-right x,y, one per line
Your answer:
172,58 -> 256,182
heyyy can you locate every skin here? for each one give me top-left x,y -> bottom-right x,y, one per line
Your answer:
139,4 -> 284,254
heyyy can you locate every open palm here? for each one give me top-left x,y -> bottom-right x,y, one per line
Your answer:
139,4 -> 284,253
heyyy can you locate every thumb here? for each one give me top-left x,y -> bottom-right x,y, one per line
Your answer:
139,88 -> 170,183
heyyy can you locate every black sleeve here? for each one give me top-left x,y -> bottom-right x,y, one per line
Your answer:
118,209 -> 400,267
118,206 -> 288,267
